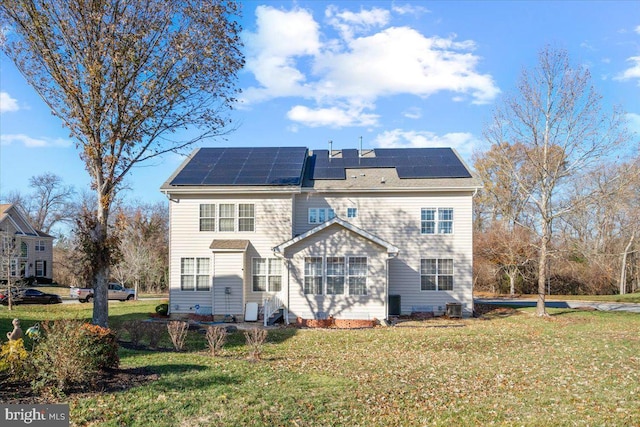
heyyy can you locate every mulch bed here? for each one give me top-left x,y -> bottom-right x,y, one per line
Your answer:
0,367 -> 160,404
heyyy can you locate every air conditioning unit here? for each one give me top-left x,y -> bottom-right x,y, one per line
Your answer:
445,302 -> 462,318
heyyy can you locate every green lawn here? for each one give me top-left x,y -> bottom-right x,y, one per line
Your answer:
2,302 -> 639,426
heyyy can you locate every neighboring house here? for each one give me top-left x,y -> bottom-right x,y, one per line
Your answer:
161,146 -> 482,323
0,203 -> 55,284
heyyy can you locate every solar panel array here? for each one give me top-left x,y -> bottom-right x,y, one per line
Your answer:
170,147 -> 308,186
310,148 -> 472,179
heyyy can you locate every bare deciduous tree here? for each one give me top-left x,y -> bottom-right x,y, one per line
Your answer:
483,46 -> 631,316
1,0 -> 244,326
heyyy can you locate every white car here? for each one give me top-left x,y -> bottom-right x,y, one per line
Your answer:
70,282 -> 136,303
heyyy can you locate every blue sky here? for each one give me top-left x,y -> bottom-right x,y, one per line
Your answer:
1,1 -> 639,206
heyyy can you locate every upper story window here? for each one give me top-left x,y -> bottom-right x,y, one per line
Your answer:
308,208 -> 335,224
200,204 -> 216,231
420,258 -> 454,291
199,203 -> 255,232
347,207 -> 358,218
239,204 -> 255,232
421,208 -> 454,234
35,240 -> 45,251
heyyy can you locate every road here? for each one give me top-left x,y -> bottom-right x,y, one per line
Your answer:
475,298 -> 640,313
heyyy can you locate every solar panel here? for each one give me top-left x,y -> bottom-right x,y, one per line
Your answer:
171,147 -> 307,186
309,147 -> 471,180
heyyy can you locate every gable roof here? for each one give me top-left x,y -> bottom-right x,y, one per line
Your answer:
273,217 -> 399,257
0,203 -> 48,237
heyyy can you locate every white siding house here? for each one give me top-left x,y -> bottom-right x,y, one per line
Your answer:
0,203 -> 55,284
161,147 -> 481,322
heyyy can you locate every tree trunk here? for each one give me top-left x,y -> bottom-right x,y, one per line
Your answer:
91,196 -> 111,328
536,225 -> 550,316
620,232 -> 635,295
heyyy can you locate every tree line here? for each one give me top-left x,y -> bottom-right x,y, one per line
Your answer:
4,176 -> 169,294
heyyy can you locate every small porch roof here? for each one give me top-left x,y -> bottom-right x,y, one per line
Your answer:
209,239 -> 250,252
273,217 -> 399,257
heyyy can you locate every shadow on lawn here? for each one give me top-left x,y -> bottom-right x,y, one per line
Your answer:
149,363 -> 241,391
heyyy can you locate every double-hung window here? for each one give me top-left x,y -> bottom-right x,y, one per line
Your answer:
200,204 -> 216,231
308,208 -> 336,224
348,257 -> 367,295
252,258 -> 282,292
326,257 -> 345,294
180,257 -> 210,291
239,204 -> 255,232
421,208 -> 454,234
420,259 -> 454,291
218,204 -> 235,232
35,240 -> 45,251
304,257 -> 323,295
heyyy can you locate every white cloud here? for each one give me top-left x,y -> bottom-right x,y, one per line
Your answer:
287,104 -> 379,128
635,25 -> 640,34
0,92 -> 19,113
392,3 -> 431,16
373,129 -> 479,160
402,107 -> 421,119
242,5 -> 500,128
615,56 -> 640,85
326,5 -> 390,40
0,134 -> 71,148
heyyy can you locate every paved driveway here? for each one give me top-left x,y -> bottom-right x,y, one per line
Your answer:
475,298 -> 640,313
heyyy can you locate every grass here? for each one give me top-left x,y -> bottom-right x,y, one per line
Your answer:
2,303 -> 639,426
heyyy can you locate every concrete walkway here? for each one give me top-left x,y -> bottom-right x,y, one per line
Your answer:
475,298 -> 640,313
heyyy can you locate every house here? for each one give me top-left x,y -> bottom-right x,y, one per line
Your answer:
160,146 -> 482,323
0,203 -> 55,284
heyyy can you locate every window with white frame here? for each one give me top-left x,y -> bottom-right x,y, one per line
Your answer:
252,258 -> 282,292
218,204 -> 235,232
348,257 -> 367,295
347,207 -> 358,218
326,257 -> 345,295
304,257 -> 323,295
35,260 -> 45,276
421,259 -> 454,291
199,204 -> 216,231
421,208 -> 454,234
180,257 -> 210,291
35,240 -> 45,251
239,204 -> 255,232
308,208 -> 336,224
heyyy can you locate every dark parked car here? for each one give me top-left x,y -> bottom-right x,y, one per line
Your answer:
0,288 -> 62,305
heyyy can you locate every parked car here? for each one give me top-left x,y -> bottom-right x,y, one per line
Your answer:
0,288 -> 62,305
70,282 -> 136,303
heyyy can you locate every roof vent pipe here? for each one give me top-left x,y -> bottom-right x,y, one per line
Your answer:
329,140 -> 333,159
359,136 -> 363,158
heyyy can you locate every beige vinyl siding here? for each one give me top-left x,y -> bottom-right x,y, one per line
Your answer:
294,191 -> 475,316
168,193 -> 293,315
283,225 -> 388,320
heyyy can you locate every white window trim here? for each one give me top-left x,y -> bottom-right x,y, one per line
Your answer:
201,203 -> 255,233
199,204 -> 216,232
421,208 -> 454,235
347,207 -> 358,218
347,256 -> 368,296
304,257 -> 324,295
35,240 -> 46,251
180,257 -> 211,291
251,257 -> 282,293
420,258 -> 454,291
308,208 -> 336,224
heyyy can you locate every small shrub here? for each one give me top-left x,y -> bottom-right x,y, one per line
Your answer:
155,303 -> 169,316
31,320 -> 119,393
0,339 -> 32,380
167,320 -> 189,351
244,328 -> 268,361
205,326 -> 227,356
145,322 -> 166,349
121,320 -> 145,346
